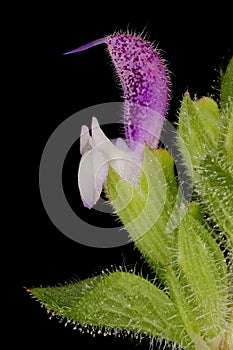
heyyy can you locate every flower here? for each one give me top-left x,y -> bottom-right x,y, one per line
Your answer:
78,117 -> 143,208
65,33 -> 170,208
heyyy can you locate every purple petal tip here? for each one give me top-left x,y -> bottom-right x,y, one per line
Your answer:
63,37 -> 107,55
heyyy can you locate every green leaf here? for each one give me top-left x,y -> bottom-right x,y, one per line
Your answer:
177,94 -> 220,178
187,202 -> 206,225
30,272 -> 192,348
218,100 -> 233,167
178,213 -> 229,341
187,203 -> 229,281
166,267 -> 209,350
29,275 -> 104,313
106,148 -> 183,277
195,154 -> 233,247
224,104 -> 233,165
220,57 -> 233,110
194,97 -> 220,146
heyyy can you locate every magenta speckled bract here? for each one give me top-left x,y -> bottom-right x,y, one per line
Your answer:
106,34 -> 170,149
63,32 -> 170,149
107,34 -> 169,114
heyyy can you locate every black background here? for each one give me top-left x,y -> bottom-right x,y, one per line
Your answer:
12,3 -> 232,349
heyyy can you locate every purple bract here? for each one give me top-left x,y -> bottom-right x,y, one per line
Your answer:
64,33 -> 170,150
106,34 -> 170,149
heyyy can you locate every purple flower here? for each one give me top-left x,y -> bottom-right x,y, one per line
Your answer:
106,34 -> 170,150
64,33 -> 170,208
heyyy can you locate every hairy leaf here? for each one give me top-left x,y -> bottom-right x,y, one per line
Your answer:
196,155 -> 233,247
220,57 -> 233,110
218,99 -> 233,168
177,94 -> 220,179
30,272 -> 191,347
106,148 -> 182,277
178,214 -> 228,340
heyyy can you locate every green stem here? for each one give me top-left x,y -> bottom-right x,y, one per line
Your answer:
188,329 -> 212,350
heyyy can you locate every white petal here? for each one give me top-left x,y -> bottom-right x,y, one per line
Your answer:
91,117 -> 110,147
112,137 -> 131,152
91,117 -> 144,187
78,148 -> 108,209
91,117 -> 126,160
80,125 -> 93,155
